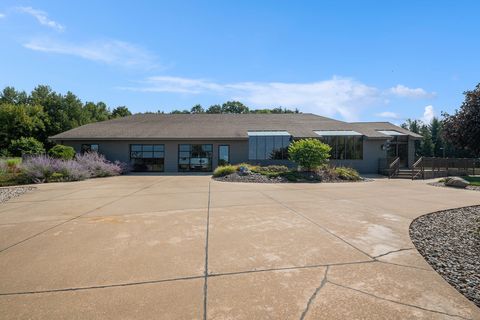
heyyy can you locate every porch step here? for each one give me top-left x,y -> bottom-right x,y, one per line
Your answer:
391,169 -> 422,179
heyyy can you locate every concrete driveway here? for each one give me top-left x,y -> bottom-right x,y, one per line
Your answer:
0,175 -> 479,319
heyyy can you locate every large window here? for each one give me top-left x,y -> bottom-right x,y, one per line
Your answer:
81,144 -> 99,154
178,144 -> 213,172
248,134 -> 291,160
218,145 -> 230,165
322,136 -> 363,160
130,144 -> 164,172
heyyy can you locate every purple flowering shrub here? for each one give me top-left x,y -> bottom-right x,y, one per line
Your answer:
21,152 -> 126,184
74,152 -> 123,177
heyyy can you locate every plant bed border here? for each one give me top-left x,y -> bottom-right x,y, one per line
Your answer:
409,205 -> 480,307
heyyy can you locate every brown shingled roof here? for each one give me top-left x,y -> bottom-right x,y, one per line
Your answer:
50,113 -> 421,140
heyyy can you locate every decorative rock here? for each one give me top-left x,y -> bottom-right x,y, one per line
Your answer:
0,186 -> 35,203
444,176 -> 469,188
410,206 -> 480,307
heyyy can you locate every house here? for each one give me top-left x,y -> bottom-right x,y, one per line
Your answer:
50,113 -> 422,173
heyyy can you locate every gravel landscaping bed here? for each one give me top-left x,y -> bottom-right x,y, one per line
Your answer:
214,172 -> 371,183
410,206 -> 480,307
0,186 -> 35,203
428,182 -> 480,191
214,172 -> 287,183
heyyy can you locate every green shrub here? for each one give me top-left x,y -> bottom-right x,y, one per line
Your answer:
334,167 -> 361,181
9,137 -> 45,157
213,165 -> 237,177
288,139 -> 331,171
49,172 -> 65,182
281,171 -> 301,182
48,145 -> 75,160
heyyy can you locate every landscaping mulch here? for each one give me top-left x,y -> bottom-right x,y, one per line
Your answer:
428,182 -> 480,191
0,186 -> 35,203
410,206 -> 480,307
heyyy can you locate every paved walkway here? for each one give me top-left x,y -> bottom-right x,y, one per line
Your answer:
0,176 -> 479,319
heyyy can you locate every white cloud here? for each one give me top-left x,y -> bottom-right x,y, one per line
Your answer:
123,76 -> 381,121
422,105 -> 435,123
23,38 -> 156,69
389,84 -> 435,99
375,111 -> 401,119
16,7 -> 64,31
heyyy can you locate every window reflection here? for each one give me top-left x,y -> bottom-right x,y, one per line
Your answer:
248,135 -> 291,160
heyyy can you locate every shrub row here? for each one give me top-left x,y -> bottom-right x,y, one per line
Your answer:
0,152 -> 126,185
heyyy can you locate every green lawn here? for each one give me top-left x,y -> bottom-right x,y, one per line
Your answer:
464,176 -> 480,186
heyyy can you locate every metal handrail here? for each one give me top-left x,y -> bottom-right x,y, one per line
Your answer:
389,157 -> 400,179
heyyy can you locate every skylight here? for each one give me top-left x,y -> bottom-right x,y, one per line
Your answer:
247,131 -> 291,136
377,130 -> 406,136
314,130 -> 362,136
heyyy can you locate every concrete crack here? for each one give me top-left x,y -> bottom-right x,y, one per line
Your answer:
328,281 -> 471,320
373,247 -> 415,259
0,178 -> 167,254
0,275 -> 204,296
299,266 -> 329,320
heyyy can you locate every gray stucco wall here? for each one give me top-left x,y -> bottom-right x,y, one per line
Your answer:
61,138 -> 391,174
330,138 -> 387,174
61,139 -> 249,172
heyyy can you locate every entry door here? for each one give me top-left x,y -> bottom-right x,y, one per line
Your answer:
398,144 -> 408,167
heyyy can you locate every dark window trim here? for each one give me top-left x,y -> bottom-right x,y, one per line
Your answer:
178,144 -> 213,172
129,144 -> 165,172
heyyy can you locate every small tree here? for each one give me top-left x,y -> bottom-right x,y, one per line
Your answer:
288,139 -> 331,171
9,137 -> 45,156
48,144 -> 75,160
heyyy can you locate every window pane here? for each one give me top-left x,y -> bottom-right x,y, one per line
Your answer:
203,144 -> 213,151
131,151 -> 142,158
256,136 -> 266,160
153,152 -> 164,158
248,136 -> 257,160
355,137 -> 363,159
153,145 -> 164,151
131,144 -> 142,152
337,137 -> 345,159
143,145 -> 153,151
219,145 -> 229,163
265,136 -> 275,160
346,137 -> 354,159
142,152 -> 153,158
179,144 -> 190,151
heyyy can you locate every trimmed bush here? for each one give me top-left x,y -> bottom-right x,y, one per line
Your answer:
9,137 -> 45,157
213,165 -> 237,177
48,145 -> 75,160
288,139 -> 331,171
333,167 -> 361,181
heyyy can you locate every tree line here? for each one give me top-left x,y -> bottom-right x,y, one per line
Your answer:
0,85 -> 299,156
401,83 -> 480,158
1,83 -> 478,158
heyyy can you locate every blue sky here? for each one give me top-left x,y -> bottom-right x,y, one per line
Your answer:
0,1 -> 479,123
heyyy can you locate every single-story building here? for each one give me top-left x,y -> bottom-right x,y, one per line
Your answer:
50,113 -> 422,173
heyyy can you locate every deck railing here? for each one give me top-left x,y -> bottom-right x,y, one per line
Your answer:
410,157 -> 478,179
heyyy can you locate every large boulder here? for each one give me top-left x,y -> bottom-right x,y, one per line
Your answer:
444,177 -> 469,188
